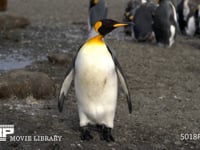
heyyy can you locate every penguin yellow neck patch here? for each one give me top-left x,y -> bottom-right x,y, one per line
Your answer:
87,35 -> 104,45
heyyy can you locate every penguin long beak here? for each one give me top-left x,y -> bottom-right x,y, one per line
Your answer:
113,23 -> 128,28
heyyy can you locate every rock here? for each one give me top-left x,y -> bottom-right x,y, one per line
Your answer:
47,52 -> 73,65
0,14 -> 30,31
0,70 -> 55,99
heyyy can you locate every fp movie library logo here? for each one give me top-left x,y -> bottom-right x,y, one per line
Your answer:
0,125 -> 14,141
0,124 -> 62,142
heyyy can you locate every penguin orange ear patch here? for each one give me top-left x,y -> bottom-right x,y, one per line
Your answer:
129,15 -> 134,21
94,21 -> 102,32
93,0 -> 99,4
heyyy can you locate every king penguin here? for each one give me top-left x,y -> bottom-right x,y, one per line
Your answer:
88,0 -> 107,31
195,5 -> 200,35
58,19 -> 132,142
123,0 -> 141,36
177,0 -> 197,36
152,0 -> 178,47
133,1 -> 158,42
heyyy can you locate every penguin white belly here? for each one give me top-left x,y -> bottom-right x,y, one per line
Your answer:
185,16 -> 196,36
75,43 -> 118,128
169,25 -> 175,47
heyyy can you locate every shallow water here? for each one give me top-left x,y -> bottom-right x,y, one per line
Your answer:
0,52 -> 33,71
0,25 -> 86,72
0,59 -> 32,71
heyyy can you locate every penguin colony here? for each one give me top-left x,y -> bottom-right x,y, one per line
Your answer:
124,0 -> 200,47
58,0 -> 200,142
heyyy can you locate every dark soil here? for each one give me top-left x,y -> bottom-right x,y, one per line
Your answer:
0,0 -> 200,149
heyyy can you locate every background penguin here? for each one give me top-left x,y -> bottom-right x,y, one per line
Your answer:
194,4 -> 200,35
152,0 -> 178,47
123,0 -> 141,36
123,0 -> 157,36
177,0 -> 197,36
133,1 -> 158,41
88,0 -> 107,31
58,19 -> 132,142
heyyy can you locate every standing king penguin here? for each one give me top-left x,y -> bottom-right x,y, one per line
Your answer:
177,0 -> 197,36
123,0 -> 141,36
133,1 -> 158,42
195,5 -> 200,35
88,0 -> 107,31
153,0 -> 178,47
88,0 -> 108,39
58,19 -> 132,142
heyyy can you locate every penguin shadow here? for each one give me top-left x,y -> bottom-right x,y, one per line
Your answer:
188,41 -> 200,50
155,43 -> 175,49
178,34 -> 200,50
135,39 -> 159,48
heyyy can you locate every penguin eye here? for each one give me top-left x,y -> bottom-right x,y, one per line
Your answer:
94,21 -> 102,33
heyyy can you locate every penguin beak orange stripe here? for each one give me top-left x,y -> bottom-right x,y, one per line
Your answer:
113,23 -> 128,28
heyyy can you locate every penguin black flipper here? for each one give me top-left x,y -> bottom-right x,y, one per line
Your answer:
107,45 -> 132,113
58,67 -> 74,112
58,46 -> 82,112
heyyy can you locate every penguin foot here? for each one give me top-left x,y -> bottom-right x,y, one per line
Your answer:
80,126 -> 93,141
100,125 -> 115,142
96,124 -> 103,131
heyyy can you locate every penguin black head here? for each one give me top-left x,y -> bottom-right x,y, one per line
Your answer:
94,19 -> 128,36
